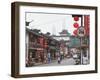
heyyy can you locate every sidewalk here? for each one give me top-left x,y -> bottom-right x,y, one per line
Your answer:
33,59 -> 57,66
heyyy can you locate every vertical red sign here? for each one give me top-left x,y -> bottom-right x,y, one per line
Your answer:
84,15 -> 90,36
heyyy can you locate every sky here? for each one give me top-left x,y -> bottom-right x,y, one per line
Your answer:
26,12 -> 81,35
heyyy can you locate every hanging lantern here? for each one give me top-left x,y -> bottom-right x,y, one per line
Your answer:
73,29 -> 78,35
73,22 -> 79,28
74,16 -> 79,21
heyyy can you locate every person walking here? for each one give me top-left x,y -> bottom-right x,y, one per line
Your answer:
47,51 -> 51,64
57,51 -> 61,64
60,51 -> 64,60
57,55 -> 61,64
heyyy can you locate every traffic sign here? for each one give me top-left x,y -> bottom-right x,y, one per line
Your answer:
77,27 -> 85,37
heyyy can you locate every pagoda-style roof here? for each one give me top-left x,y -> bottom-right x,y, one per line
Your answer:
59,29 -> 71,36
26,28 -> 42,37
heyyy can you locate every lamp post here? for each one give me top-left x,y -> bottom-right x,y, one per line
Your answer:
77,16 -> 85,65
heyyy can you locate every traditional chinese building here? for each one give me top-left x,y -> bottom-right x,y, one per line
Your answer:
26,28 -> 45,67
26,28 -> 60,67
52,29 -> 71,57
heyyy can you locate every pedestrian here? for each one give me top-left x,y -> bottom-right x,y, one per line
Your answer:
47,51 -> 51,64
83,56 -> 88,65
44,55 -> 47,64
60,51 -> 64,60
57,54 -> 61,64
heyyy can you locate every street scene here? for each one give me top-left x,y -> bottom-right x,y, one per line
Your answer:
25,13 -> 90,67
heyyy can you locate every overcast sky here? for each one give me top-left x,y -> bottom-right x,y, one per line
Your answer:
26,12 -> 81,35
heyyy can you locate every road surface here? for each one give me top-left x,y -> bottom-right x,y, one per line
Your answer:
39,58 -> 76,67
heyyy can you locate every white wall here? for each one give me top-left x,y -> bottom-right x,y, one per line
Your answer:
0,0 -> 99,80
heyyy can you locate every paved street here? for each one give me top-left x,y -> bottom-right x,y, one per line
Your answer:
39,58 -> 76,67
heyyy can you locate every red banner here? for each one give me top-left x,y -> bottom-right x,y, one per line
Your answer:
84,15 -> 90,36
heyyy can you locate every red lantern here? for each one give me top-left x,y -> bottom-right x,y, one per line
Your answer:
73,22 -> 79,28
73,29 -> 78,35
74,16 -> 79,21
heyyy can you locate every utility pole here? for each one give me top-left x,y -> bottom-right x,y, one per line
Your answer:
80,15 -> 83,65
